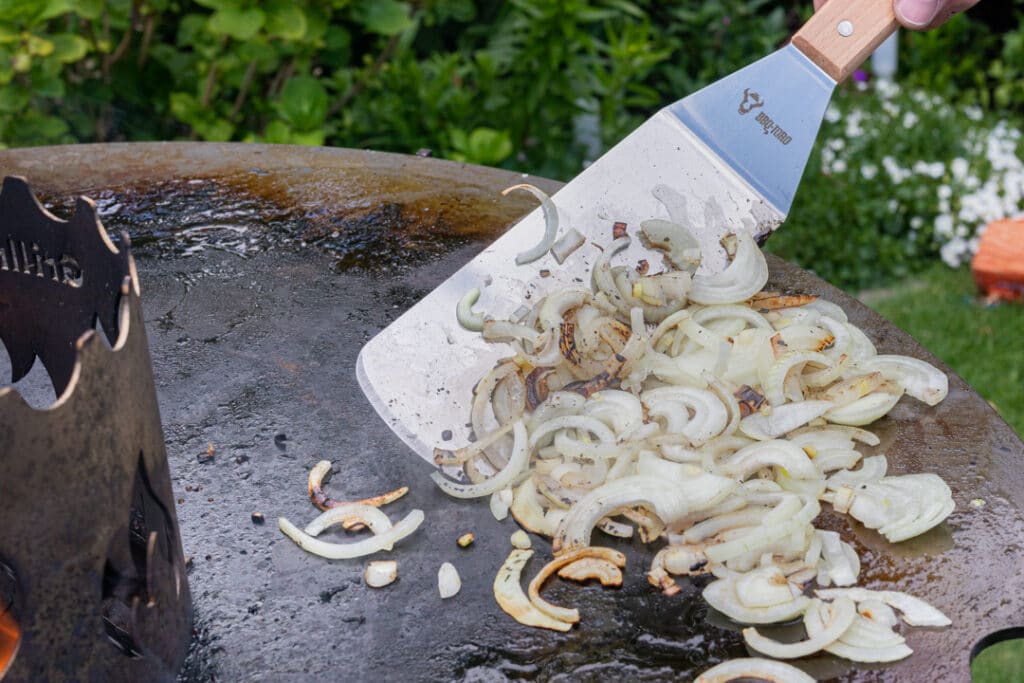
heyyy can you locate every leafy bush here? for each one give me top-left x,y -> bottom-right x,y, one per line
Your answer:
0,1 -> 1021,289
768,79 -> 1022,288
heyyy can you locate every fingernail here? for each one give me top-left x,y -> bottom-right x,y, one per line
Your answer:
894,0 -> 940,27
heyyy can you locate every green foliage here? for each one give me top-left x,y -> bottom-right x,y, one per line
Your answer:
0,0 -> 1021,289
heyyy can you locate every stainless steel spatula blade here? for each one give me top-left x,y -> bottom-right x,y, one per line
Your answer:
358,0 -> 897,462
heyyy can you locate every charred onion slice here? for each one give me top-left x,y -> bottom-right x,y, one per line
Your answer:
743,596 -> 856,659
278,509 -> 424,560
695,658 -> 816,683
528,547 -> 627,623
503,184 -> 561,265
556,557 -> 623,586
307,460 -> 409,514
493,549 -> 572,632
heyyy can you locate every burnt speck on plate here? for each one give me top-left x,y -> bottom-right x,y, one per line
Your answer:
273,433 -> 288,451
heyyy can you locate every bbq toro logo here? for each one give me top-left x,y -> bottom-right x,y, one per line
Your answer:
738,87 -> 792,146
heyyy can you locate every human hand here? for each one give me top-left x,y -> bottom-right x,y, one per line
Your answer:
813,0 -> 982,30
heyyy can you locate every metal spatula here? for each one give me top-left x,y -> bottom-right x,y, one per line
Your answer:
357,0 -> 898,461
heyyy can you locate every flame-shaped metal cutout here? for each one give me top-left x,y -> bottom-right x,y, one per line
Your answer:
0,178 -> 191,682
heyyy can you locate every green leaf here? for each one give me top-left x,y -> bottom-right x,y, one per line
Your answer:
33,114 -> 68,138
262,119 -> 291,144
196,117 -> 234,141
50,33 -> 89,63
277,75 -> 328,131
290,129 -> 325,146
37,0 -> 76,21
207,7 -> 265,40
33,73 -> 64,97
265,2 -> 306,40
353,0 -> 413,36
0,86 -> 29,112
169,91 -> 200,123
465,127 -> 513,166
71,0 -> 103,20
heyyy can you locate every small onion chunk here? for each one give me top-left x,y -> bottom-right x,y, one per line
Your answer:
438,562 -> 462,599
364,560 -> 398,588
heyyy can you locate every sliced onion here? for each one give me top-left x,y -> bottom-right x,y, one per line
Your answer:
703,575 -> 811,624
553,474 -> 735,554
278,509 -> 424,560
695,658 -> 815,683
551,227 -> 585,264
457,287 -> 486,331
503,184 -> 560,265
744,596 -> 856,658
825,391 -> 902,426
511,530 -> 532,549
494,549 -> 572,631
528,546 -> 626,623
815,587 -> 951,626
640,218 -> 702,272
739,401 -> 834,441
557,557 -> 623,586
303,503 -> 393,537
804,600 -> 912,662
491,487 -> 514,520
857,354 -> 948,406
689,231 -> 769,305
432,421 -> 529,499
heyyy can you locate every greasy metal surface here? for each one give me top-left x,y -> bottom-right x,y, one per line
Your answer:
359,115 -> 784,463
0,178 -> 191,682
0,143 -> 1021,682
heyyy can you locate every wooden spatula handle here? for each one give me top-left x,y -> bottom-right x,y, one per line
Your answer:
792,0 -> 898,82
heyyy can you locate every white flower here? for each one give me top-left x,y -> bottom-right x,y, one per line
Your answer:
875,79 -> 900,99
935,214 -> 954,239
822,147 -> 836,165
902,111 -> 919,129
827,138 -> 845,151
965,106 -> 983,122
938,185 -> 952,200
910,216 -> 924,229
882,101 -> 900,117
951,157 -> 969,181
824,106 -> 841,123
940,237 -> 967,268
887,199 -> 899,212
832,159 -> 848,174
861,164 -> 878,180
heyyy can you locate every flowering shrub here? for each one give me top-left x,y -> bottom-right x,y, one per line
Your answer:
767,80 -> 1023,288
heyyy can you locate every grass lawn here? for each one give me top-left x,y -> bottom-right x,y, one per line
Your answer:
861,263 -> 1024,437
859,263 -> 1024,682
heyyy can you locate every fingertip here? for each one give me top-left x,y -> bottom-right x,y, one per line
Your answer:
894,0 -> 941,29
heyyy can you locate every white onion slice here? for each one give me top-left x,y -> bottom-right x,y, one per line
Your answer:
490,487 -> 514,520
815,587 -> 951,626
432,421 -> 529,499
551,227 -> 585,264
456,287 -> 486,331
740,400 -> 834,440
503,184 -> 560,265
689,231 -> 769,305
303,503 -> 394,536
695,658 -> 815,683
825,391 -> 902,426
703,576 -> 811,624
743,596 -> 856,658
858,354 -> 948,406
278,509 -> 424,560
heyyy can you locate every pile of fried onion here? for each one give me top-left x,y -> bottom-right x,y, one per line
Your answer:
437,186 -> 953,671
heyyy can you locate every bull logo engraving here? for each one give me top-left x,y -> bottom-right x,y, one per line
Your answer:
738,88 -> 764,115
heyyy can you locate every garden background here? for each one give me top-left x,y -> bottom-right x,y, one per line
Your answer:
0,0 -> 1021,675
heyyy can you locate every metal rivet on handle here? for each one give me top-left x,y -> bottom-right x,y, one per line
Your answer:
837,20 -> 854,37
